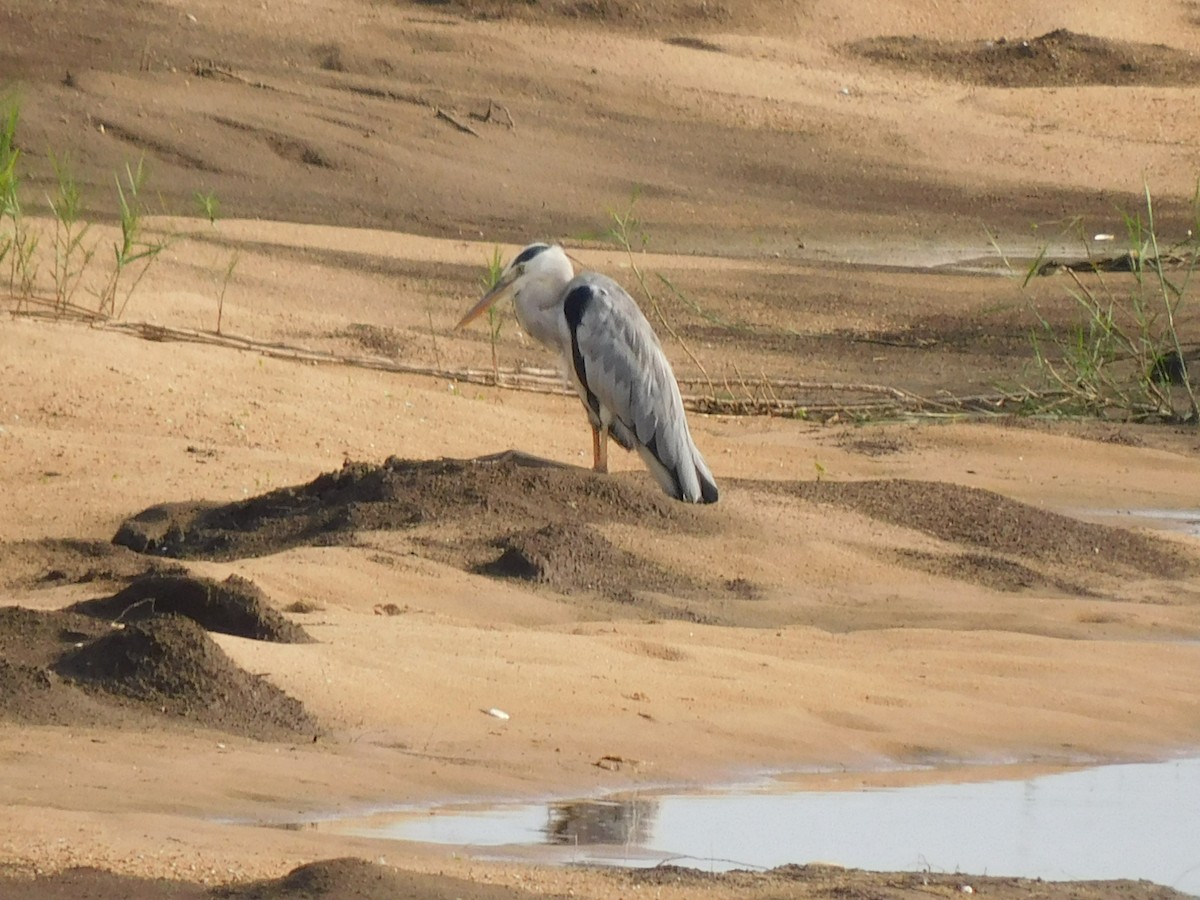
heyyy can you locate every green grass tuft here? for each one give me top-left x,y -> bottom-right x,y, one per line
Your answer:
1022,183 -> 1200,424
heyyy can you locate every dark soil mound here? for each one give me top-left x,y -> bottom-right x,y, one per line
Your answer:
790,478 -> 1192,578
0,605 -> 109,668
0,538 -> 177,593
70,574 -> 313,643
479,522 -> 698,599
0,600 -> 316,738
114,453 -> 705,562
0,608 -> 133,727
0,858 -> 565,899
113,453 -> 718,610
852,29 -> 1200,87
893,549 -> 1086,595
0,866 -> 207,900
110,456 -> 1198,616
55,614 -> 318,740
0,658 -> 119,727
405,0 -> 737,30
217,857 -> 554,899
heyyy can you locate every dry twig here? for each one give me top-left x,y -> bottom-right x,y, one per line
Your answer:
434,107 -> 481,137
470,100 -> 516,130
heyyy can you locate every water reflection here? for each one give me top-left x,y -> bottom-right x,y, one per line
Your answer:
546,799 -> 657,846
317,757 -> 1200,893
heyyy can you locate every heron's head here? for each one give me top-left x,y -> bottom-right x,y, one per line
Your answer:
455,243 -> 574,329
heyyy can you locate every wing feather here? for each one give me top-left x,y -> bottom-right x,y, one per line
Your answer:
559,274 -> 718,503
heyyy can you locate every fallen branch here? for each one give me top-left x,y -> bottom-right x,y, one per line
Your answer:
191,59 -> 276,91
68,318 -> 1058,421
434,107 -> 480,137
470,100 -> 516,130
10,308 -> 1064,421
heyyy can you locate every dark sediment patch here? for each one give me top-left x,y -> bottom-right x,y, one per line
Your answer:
0,605 -> 111,668
0,538 -> 179,593
70,573 -> 313,643
892,548 -> 1089,595
0,657 -> 121,727
785,478 -> 1193,579
478,522 -> 699,599
113,453 -> 714,609
664,35 -> 724,52
109,456 -> 1199,619
0,594 -> 315,737
54,614 -> 318,741
851,29 -> 1200,88
113,453 -> 706,562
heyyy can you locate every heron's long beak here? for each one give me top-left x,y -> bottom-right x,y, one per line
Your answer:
456,269 -> 518,329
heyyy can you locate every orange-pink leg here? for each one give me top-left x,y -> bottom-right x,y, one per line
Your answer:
591,425 -> 608,473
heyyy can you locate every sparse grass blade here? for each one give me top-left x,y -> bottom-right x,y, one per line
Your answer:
193,188 -> 238,333
0,96 -> 38,306
194,188 -> 220,225
102,157 -> 172,318
48,151 -> 94,312
481,245 -> 505,382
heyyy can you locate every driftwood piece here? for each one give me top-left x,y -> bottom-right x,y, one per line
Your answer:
470,100 -> 516,130
434,107 -> 481,137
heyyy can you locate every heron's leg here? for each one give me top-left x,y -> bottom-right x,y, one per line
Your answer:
591,425 -> 608,473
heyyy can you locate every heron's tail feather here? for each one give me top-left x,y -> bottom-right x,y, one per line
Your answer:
636,438 -> 719,504
693,454 -> 719,504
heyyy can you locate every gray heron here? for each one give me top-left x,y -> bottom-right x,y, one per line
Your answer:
456,243 -> 719,504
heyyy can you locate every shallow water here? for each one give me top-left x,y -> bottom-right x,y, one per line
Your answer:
1087,508 -> 1200,539
309,757 -> 1200,894
1099,511 -> 1200,540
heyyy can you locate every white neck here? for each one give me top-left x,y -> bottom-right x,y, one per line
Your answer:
512,248 -> 574,348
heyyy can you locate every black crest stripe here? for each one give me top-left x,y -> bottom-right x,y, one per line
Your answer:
563,285 -> 601,420
512,243 -> 550,266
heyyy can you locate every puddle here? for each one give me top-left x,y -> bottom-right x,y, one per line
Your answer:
1076,508 -> 1200,539
296,757 -> 1200,893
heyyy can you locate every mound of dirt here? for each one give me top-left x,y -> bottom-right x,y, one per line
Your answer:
55,614 -> 318,740
0,608 -> 133,727
0,857 -> 562,899
113,453 -> 721,610
0,602 -> 315,738
893,549 -> 1082,595
416,0 -> 737,30
851,29 -> 1200,87
479,522 -> 698,600
114,454 -> 704,563
0,605 -> 110,668
0,538 -> 178,594
791,478 -> 1192,578
110,456 -> 1197,618
70,574 -> 313,644
219,856 -> 583,899
0,866 -> 206,900
0,658 -> 121,727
